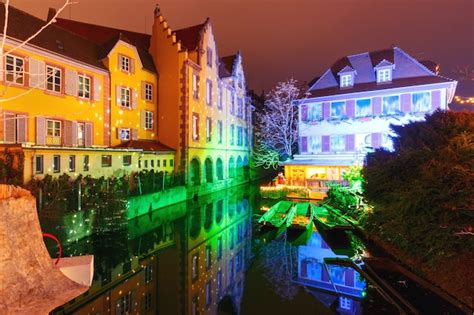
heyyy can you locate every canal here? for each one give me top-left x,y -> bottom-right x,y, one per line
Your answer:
44,182 -> 464,315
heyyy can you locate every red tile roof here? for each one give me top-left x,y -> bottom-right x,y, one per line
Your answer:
0,6 -> 106,70
174,22 -> 206,51
114,140 -> 175,152
219,54 -> 237,78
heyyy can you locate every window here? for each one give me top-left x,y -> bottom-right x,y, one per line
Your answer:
229,258 -> 234,283
46,65 -> 62,93
144,160 -> 148,168
330,135 -> 345,152
5,54 -> 24,84
377,68 -> 392,83
170,159 -> 174,167
206,80 -> 212,105
123,155 -> 132,166
217,120 -> 223,144
156,160 -> 160,167
230,90 -> 235,114
205,281 -> 212,307
35,155 -> 43,174
192,74 -> 199,99
412,91 -> 431,113
230,124 -> 234,145
192,253 -> 199,281
46,120 -> 61,145
207,47 -> 213,67
119,55 -> 130,72
230,227 -> 234,250
310,136 -> 321,153
244,128 -> 248,147
205,245 -> 212,270
119,87 -> 131,108
218,88 -> 223,109
78,74 -> 90,99
144,292 -> 153,311
145,111 -> 153,130
118,128 -> 131,141
101,155 -> 112,167
138,160 -> 142,168
163,159 -> 167,167
238,73 -> 244,88
83,155 -> 89,171
330,101 -> 345,119
355,99 -> 372,117
217,237 -> 222,260
53,155 -> 61,173
237,127 -> 243,146
206,117 -> 212,142
68,155 -> 75,172
236,250 -> 243,272
116,292 -> 132,315
382,95 -> 400,115
340,297 -> 352,311
145,265 -> 153,283
192,113 -> 199,141
151,160 -> 154,168
237,98 -> 243,118
217,270 -> 223,295
340,74 -> 353,87
145,83 -> 153,101
77,123 -> 85,146
308,103 -> 323,121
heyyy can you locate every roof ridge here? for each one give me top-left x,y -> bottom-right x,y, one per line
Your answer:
56,17 -> 150,38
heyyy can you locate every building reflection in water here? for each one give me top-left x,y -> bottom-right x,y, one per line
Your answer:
51,186 -> 252,315
296,232 -> 366,315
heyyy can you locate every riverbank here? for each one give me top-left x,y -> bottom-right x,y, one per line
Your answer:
366,234 -> 474,312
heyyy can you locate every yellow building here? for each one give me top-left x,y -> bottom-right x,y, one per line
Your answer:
0,6 -> 175,184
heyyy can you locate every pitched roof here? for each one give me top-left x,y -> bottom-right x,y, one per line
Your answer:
309,47 -> 453,97
174,22 -> 206,51
0,6 -> 106,70
55,18 -> 156,73
114,140 -> 175,152
219,54 -> 237,78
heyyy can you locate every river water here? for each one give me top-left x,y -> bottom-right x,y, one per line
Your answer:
45,182 -> 463,315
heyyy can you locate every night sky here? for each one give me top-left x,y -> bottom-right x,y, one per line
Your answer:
12,0 -> 474,94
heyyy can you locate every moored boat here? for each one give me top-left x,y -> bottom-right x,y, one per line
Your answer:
258,201 -> 296,229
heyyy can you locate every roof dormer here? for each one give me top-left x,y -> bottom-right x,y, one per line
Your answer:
374,59 -> 394,83
337,65 -> 356,88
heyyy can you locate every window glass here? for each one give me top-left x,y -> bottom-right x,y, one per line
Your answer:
53,155 -> 61,173
331,135 -> 345,152
355,99 -> 372,117
331,101 -> 345,118
5,55 -> 24,84
123,155 -> 132,166
119,128 -> 131,141
101,155 -> 112,167
78,74 -> 90,98
35,155 -> 43,174
412,92 -> 431,113
308,103 -> 323,121
310,136 -> 321,153
46,66 -> 61,92
382,95 -> 400,115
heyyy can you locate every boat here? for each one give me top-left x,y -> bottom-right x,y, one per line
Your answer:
258,201 -> 296,230
313,205 -> 353,233
289,203 -> 315,231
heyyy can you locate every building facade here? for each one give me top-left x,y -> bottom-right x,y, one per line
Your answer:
283,47 -> 457,198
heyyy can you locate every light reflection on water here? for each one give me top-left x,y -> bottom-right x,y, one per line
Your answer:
48,183 -> 391,315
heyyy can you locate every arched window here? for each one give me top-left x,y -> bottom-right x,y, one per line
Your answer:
216,158 -> 224,180
228,157 -> 235,178
205,158 -> 213,183
190,158 -> 201,186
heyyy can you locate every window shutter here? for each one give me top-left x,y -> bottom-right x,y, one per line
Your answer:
301,105 -> 308,122
372,97 -> 382,116
63,120 -> 73,146
130,58 -> 135,74
322,102 -> 330,120
0,54 -> 3,82
431,90 -> 441,110
4,112 -> 16,143
300,136 -> 308,153
196,115 -> 199,140
36,117 -> 46,145
401,93 -> 411,113
116,85 -> 121,106
345,134 -> 355,152
65,69 -> 77,96
141,81 -> 146,100
17,115 -> 27,143
371,132 -> 381,149
117,54 -> 122,70
140,110 -> 146,128
85,122 -> 93,147
72,121 -> 78,146
345,269 -> 355,287
131,88 -> 138,109
346,100 -> 355,118
93,76 -> 101,101
322,135 -> 330,152
29,58 -> 39,87
132,128 -> 139,140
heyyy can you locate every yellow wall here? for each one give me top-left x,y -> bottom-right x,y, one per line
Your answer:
0,43 -> 108,147
106,41 -> 158,147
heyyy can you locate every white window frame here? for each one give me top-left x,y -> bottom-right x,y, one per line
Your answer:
120,55 -> 130,72
5,54 -> 24,85
46,119 -> 61,144
207,47 -> 213,67
145,111 -> 153,130
46,65 -> 62,93
192,74 -> 198,99
120,87 -> 131,108
145,83 -> 153,101
78,74 -> 91,99
377,68 -> 392,83
192,113 -> 199,141
118,128 -> 131,141
217,120 -> 223,144
340,74 -> 353,88
206,117 -> 212,142
206,80 -> 212,105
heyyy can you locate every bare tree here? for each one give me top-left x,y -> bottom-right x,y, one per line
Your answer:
0,0 -> 74,102
253,79 -> 301,169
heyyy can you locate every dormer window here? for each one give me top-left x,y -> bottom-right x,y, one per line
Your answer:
377,68 -> 392,83
340,74 -> 353,88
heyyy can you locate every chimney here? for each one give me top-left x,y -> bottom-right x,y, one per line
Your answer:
47,8 -> 57,23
